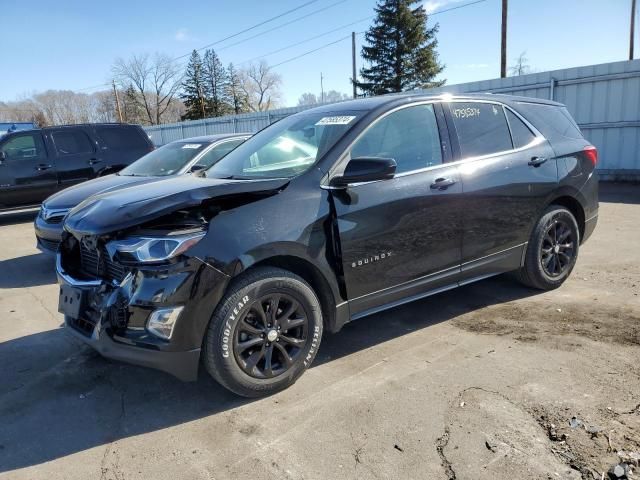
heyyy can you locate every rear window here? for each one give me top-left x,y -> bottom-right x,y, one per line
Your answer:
96,126 -> 149,151
449,102 -> 512,158
52,130 -> 94,155
515,103 -> 583,141
505,109 -> 536,148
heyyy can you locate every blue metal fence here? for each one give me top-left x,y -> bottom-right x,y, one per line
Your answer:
144,59 -> 640,178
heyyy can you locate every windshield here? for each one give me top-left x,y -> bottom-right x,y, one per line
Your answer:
119,141 -> 211,176
206,111 -> 362,179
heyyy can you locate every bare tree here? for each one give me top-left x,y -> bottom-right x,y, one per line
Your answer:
509,51 -> 532,76
112,53 -> 183,124
226,63 -> 248,114
297,92 -> 318,106
239,61 -> 282,112
297,90 -> 349,106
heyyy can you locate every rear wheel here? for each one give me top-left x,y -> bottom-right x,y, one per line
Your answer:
203,267 -> 323,397
516,206 -> 580,290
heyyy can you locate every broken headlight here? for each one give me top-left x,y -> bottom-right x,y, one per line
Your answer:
108,232 -> 206,264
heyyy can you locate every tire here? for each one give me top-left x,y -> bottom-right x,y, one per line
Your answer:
516,205 -> 580,290
203,267 -> 323,397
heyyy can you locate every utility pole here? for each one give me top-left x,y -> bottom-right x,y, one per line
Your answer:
631,0 -> 637,60
112,80 -> 123,123
320,72 -> 325,103
501,0 -> 508,78
352,31 -> 357,98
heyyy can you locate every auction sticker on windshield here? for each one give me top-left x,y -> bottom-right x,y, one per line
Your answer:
315,116 -> 356,126
182,144 -> 202,149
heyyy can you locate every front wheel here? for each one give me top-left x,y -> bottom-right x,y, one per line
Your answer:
516,205 -> 580,290
203,267 -> 323,397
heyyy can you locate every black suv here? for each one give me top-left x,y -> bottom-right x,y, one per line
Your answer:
0,123 -> 153,213
56,94 -> 598,397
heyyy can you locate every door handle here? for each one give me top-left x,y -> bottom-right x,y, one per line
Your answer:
528,156 -> 548,167
89,158 -> 102,165
430,177 -> 457,190
36,164 -> 53,171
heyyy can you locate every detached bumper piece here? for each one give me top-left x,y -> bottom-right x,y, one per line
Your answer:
55,237 -> 229,382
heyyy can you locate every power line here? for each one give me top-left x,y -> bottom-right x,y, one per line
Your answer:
247,0 -> 488,69
271,34 -> 355,68
173,0 -> 322,60
238,14 -> 373,65
428,0 -> 487,16
13,0 -> 487,96
216,0 -> 349,54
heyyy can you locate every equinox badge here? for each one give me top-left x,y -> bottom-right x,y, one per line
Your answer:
351,251 -> 392,268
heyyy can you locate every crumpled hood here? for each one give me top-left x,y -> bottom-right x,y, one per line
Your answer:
64,174 -> 289,236
44,174 -> 162,209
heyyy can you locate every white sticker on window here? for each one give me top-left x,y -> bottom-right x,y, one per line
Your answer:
182,143 -> 202,149
315,116 -> 356,126
451,107 -> 480,119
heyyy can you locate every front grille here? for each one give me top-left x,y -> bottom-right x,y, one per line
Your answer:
79,242 -> 129,283
44,215 -> 64,224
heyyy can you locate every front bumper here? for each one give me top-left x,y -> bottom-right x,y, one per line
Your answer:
34,214 -> 64,253
56,251 -> 231,381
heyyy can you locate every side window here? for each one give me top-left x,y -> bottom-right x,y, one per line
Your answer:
52,130 -> 94,155
350,104 -> 442,174
449,102 -> 512,158
506,109 -> 536,148
197,139 -> 245,168
1,133 -> 45,160
97,127 -> 149,151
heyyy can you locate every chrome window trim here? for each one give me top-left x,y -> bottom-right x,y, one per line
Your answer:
324,97 -> 548,188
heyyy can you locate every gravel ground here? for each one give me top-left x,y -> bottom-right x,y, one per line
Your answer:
0,183 -> 638,480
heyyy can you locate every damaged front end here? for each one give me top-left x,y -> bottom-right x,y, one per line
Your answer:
56,216 -> 228,381
56,175 -> 289,380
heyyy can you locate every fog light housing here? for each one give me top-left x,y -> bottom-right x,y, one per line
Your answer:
147,307 -> 184,340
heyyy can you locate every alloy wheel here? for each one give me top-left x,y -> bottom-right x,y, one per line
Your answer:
541,218 -> 575,277
233,294 -> 309,379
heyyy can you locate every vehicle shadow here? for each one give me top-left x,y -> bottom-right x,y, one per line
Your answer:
0,274 -> 539,473
0,252 -> 56,288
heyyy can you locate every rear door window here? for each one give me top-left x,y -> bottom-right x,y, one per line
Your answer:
449,102 -> 512,158
52,130 -> 94,155
96,126 -> 149,151
350,104 -> 442,174
505,109 -> 536,148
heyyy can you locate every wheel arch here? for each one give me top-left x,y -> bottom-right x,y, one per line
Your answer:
546,194 -> 586,242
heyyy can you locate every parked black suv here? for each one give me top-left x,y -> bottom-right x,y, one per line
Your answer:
34,133 -> 249,253
57,94 -> 598,397
0,123 -> 152,213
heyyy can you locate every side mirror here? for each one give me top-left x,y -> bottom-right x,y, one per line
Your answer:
189,164 -> 206,173
331,157 -> 397,187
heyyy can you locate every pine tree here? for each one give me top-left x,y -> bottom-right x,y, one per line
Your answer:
180,50 -> 207,120
203,49 -> 231,117
357,0 -> 444,96
122,85 -> 146,124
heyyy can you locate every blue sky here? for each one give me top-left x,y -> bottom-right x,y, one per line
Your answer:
1,0 -> 637,106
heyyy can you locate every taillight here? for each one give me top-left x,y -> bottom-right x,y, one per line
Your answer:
583,146 -> 597,167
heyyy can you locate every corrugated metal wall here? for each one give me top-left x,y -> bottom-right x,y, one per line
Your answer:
144,59 -> 640,177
